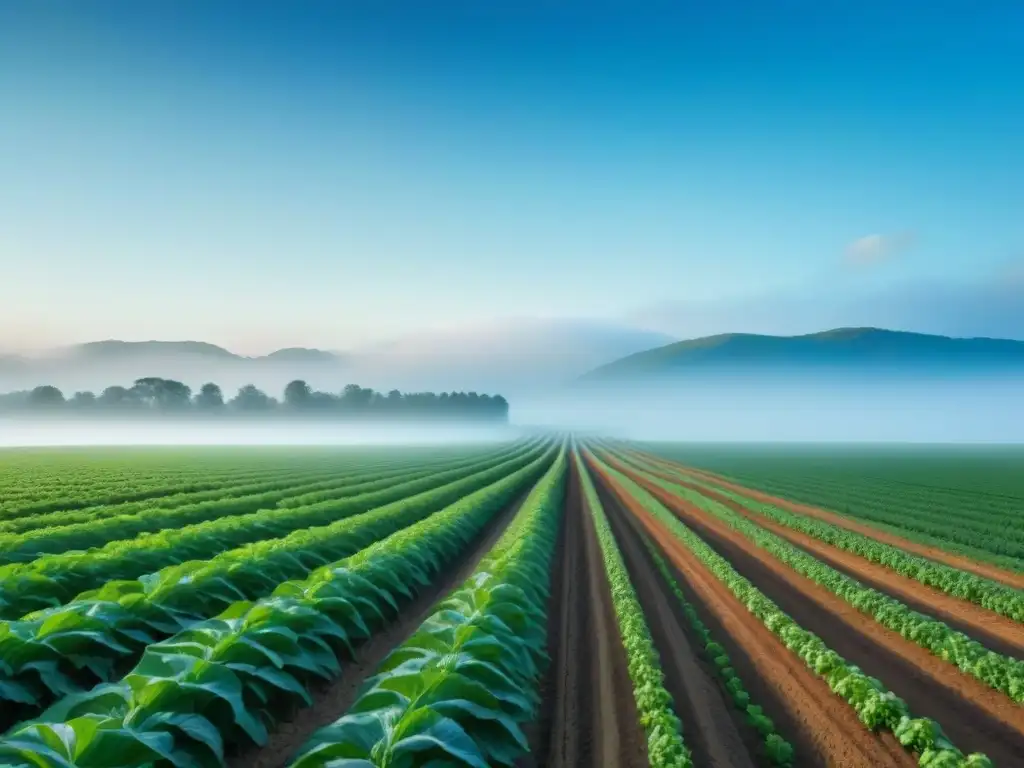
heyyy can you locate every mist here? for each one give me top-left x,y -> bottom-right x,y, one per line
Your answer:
0,419 -> 523,448
513,376 -> 1024,444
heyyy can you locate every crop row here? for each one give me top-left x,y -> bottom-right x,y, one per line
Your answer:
574,452 -> 692,767
638,455 -> 1024,625
290,447 -> 567,767
0,441 -> 543,619
0,444 -> 557,717
637,521 -> 795,766
590,454 -> 990,767
632,451 -> 1024,576
617,457 -> 1024,708
0,446 -> 560,767
0,441 -> 535,565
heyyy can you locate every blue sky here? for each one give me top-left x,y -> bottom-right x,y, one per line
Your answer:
2,1 -> 1022,353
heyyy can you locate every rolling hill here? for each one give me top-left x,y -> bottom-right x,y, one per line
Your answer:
580,327 -> 1024,384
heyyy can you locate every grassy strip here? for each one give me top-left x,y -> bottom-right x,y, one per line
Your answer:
288,446 -> 568,768
589,453 -> 992,768
575,452 -> 692,767
0,447 -> 559,767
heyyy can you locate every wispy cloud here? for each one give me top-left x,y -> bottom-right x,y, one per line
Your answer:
844,231 -> 917,267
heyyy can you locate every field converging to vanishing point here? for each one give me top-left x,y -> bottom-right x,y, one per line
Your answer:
0,439 -> 1021,767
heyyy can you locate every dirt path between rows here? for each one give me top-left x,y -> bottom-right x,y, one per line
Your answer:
587,456 -> 914,768
628,458 -> 1024,660
610,460 -> 1024,766
592,470 -> 759,768
229,487 -> 536,768
520,458 -> 647,768
636,451 -> 1024,591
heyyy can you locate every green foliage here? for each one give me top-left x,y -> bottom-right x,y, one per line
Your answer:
0,444 -> 553,716
617,451 -> 1024,708
589,452 -> 989,768
0,446 -> 558,768
0,442 -> 540,619
574,453 -> 692,767
289,450 -> 568,768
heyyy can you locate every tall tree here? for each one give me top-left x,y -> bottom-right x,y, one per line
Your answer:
284,379 -> 312,409
193,382 -> 225,410
27,385 -> 65,408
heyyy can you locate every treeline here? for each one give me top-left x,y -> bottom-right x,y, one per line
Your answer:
0,378 -> 509,422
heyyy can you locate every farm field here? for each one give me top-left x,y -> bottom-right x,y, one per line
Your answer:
0,438 -> 1020,767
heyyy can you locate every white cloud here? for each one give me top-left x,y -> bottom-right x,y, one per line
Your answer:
845,231 -> 917,266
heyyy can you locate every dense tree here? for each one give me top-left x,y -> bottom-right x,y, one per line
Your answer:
27,385 -> 65,408
69,391 -> 97,409
0,377 -> 509,422
229,384 -> 276,412
283,379 -> 312,409
193,382 -> 225,410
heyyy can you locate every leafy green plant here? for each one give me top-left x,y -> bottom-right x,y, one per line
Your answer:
574,453 -> 692,767
288,449 -> 568,768
0,446 -> 559,768
612,450 -> 1024,707
0,441 -> 541,619
587,451 -> 991,768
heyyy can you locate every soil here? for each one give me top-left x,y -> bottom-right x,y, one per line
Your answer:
587,454 -> 915,768
228,487 -> 534,768
519,458 -> 648,768
609,457 -> 1024,766
593,475 -> 760,768
630,457 -> 1024,660
645,453 -> 1024,591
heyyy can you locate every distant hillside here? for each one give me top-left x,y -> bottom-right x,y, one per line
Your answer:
580,327 -> 1024,383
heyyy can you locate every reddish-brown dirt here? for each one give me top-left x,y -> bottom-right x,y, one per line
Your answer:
637,451 -> 1024,591
520,459 -> 648,768
586,454 -> 915,768
229,487 -> 535,768
627,456 -> 1024,660
607,457 -> 1024,766
592,475 -> 760,768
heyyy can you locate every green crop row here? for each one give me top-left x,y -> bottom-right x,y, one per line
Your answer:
0,444 -> 558,719
621,449 -> 1024,619
574,453 -> 692,767
289,448 -> 568,768
590,455 -> 991,768
0,441 -> 544,619
619,458 -> 1024,709
634,523 -> 795,766
0,457 -> 437,537
0,442 -> 532,566
0,446 -> 558,768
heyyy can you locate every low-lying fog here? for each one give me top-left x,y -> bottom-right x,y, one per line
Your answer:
0,421 -> 524,448
1,377 -> 1020,446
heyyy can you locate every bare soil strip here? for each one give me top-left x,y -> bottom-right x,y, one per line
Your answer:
592,473 -> 759,768
520,459 -> 647,768
635,460 -> 1024,660
228,489 -> 534,768
640,452 -> 1024,590
618,465 -> 1024,767
588,459 -> 914,768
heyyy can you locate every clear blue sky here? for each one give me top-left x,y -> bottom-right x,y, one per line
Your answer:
2,1 -> 1022,353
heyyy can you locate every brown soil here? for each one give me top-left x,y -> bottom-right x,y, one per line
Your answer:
643,462 -> 1024,660
520,457 -> 647,768
586,454 -> 915,768
608,458 -> 1024,767
640,451 -> 1024,591
593,476 -> 760,768
229,487 -> 535,768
